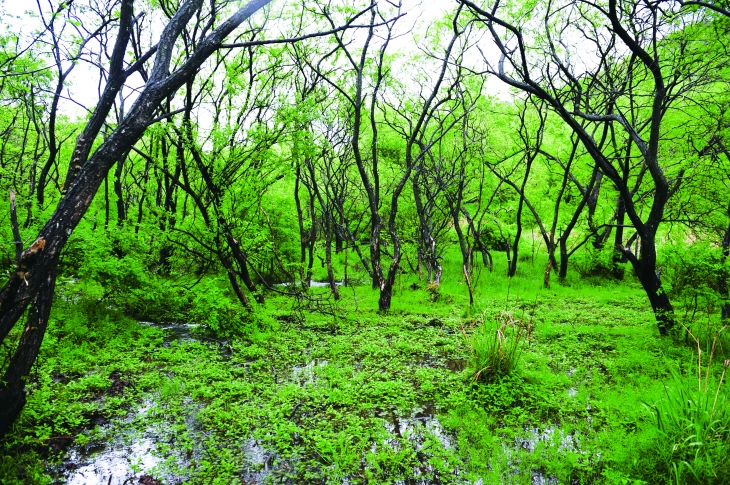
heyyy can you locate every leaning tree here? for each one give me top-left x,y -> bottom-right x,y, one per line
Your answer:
0,0 -> 391,437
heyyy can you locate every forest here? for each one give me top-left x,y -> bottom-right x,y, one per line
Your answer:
1,0 -> 729,483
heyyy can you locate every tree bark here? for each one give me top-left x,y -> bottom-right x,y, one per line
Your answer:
114,154 -> 127,226
294,165 -> 315,288
0,263 -> 57,435
325,221 -> 340,300
557,166 -> 600,280
619,241 -> 675,335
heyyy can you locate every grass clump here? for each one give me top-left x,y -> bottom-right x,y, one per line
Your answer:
643,326 -> 730,484
462,309 -> 530,383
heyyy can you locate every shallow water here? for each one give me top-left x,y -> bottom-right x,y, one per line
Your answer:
49,322 -> 207,484
55,400 -> 161,484
50,321 -> 466,484
381,403 -> 453,450
291,359 -> 328,385
275,279 -> 346,289
139,321 -> 201,345
63,437 -> 160,485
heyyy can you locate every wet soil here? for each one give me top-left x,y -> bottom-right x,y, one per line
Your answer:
45,317 -> 595,485
47,316 -> 468,484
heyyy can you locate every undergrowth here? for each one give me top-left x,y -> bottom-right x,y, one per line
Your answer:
1,253 -> 728,484
462,309 -> 529,383
642,326 -> 730,485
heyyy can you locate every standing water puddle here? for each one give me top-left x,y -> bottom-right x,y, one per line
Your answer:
291,359 -> 328,385
141,321 -> 233,359
55,395 -> 205,484
48,322 -> 469,484
62,436 -> 160,485
139,321 -> 201,345
377,404 -> 462,484
275,279 -> 345,289
54,400 -> 164,484
381,404 -> 454,451
48,322 -> 210,484
505,425 -> 592,484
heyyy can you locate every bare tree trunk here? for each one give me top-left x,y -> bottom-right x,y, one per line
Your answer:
463,210 -> 492,271
619,239 -> 675,335
612,195 -> 627,278
459,0 -> 684,335
325,221 -> 340,300
502,239 -> 509,274
114,154 -> 127,226
446,192 -> 473,303
226,235 -> 259,296
509,214 -> 523,278
412,168 -> 441,285
223,257 -> 250,308
294,165 -> 316,288
543,259 -> 552,288
335,216 -> 344,253
558,166 -> 600,280
559,238 -> 569,280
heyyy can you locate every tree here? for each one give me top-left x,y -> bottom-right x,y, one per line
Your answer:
0,0 -> 278,438
310,2 -> 469,310
459,0 -> 726,334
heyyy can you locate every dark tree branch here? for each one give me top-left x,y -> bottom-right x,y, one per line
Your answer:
9,190 -> 22,265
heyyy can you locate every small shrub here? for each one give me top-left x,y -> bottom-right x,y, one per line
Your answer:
462,310 -> 528,383
662,242 -> 725,319
187,278 -> 241,334
573,246 -> 624,280
426,282 -> 440,302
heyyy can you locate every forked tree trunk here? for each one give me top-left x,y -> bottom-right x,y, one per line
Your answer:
224,258 -> 251,308
463,210 -> 492,271
447,194 -> 473,303
378,280 -> 394,312
294,165 -> 315,289
557,166 -> 600,281
226,234 -> 259,296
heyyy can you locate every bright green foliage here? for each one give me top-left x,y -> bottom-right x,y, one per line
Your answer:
662,243 -> 727,315
2,256 -> 727,484
4,1 -> 730,484
463,309 -> 528,383
642,329 -> 730,485
0,299 -> 164,484
644,369 -> 730,484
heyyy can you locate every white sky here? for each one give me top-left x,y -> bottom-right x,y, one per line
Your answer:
0,0 -> 509,121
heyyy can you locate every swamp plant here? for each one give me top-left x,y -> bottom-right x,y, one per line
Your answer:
644,326 -> 730,484
463,309 -> 529,383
